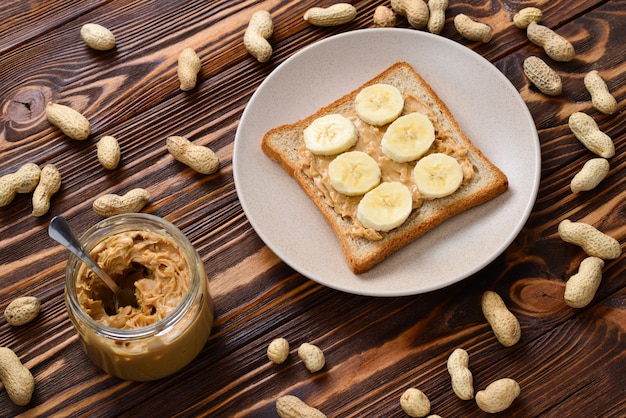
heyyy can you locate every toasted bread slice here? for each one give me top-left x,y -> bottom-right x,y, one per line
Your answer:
262,62 -> 508,274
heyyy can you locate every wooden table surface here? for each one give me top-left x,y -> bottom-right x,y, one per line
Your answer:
1,0 -> 624,416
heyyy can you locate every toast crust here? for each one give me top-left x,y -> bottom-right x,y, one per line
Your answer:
262,62 -> 508,274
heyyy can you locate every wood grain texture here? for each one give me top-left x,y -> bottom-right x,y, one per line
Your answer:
1,0 -> 624,416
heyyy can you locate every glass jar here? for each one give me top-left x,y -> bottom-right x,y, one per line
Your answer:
65,213 -> 214,381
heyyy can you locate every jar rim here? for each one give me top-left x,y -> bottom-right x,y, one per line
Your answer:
65,213 -> 202,340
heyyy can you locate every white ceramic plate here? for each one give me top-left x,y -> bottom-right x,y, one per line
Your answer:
234,29 -> 540,297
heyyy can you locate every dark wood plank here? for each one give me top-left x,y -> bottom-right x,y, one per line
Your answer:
0,0 -> 111,54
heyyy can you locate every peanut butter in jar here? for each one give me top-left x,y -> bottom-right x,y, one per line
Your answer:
64,213 -> 214,381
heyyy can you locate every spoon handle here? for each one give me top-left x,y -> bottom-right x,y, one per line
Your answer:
48,216 -> 120,293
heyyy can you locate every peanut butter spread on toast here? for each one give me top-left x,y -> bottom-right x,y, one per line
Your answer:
297,94 -> 473,240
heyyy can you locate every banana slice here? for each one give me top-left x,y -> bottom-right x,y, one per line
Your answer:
328,151 -> 381,196
355,84 -> 404,126
413,153 -> 464,199
381,112 -> 435,162
303,114 -> 358,155
357,182 -> 413,232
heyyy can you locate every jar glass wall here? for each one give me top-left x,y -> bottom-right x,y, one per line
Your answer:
65,213 -> 214,381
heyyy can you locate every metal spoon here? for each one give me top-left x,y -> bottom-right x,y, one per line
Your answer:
48,216 -> 138,310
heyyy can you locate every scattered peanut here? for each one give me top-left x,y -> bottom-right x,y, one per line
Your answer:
527,21 -> 575,62
564,256 -> 604,308
568,112 -> 615,158
10,163 -> 41,194
400,388 -> 431,417
0,346 -> 35,406
243,10 -> 273,63
570,158 -> 609,193
297,342 -> 325,373
267,338 -> 290,364
0,163 -> 41,207
80,23 -> 116,51
97,135 -> 121,170
93,188 -> 150,217
0,177 -> 12,207
373,5 -> 396,27
584,70 -> 618,115
513,7 -> 542,29
454,14 -> 493,43
304,3 -> 357,27
558,219 -> 621,260
45,102 -> 91,141
177,47 -> 201,91
166,136 -> 220,175
32,164 -> 61,217
391,0 -> 429,30
523,56 -> 562,96
427,0 -> 448,34
475,378 -> 520,413
481,291 -> 521,347
447,348 -> 474,400
276,395 -> 327,418
4,296 -> 40,326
